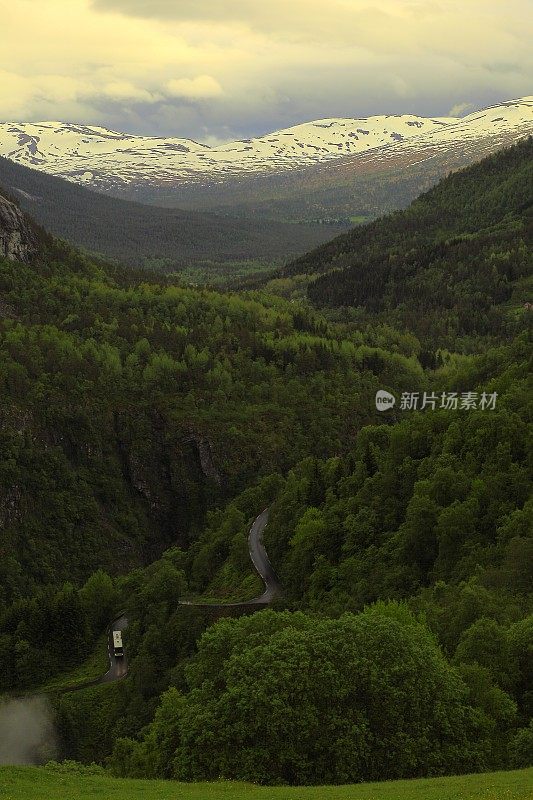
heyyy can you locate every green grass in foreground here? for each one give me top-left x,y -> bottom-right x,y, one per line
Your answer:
0,766 -> 531,800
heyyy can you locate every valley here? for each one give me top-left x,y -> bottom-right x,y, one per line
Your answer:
0,139 -> 531,792
2,0 -> 532,793
0,156 -> 344,272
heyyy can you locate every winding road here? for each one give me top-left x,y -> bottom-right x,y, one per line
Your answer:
97,507 -> 280,685
245,508 -> 282,605
101,613 -> 128,684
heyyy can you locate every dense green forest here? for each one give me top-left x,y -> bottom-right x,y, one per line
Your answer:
0,156 -> 344,271
100,329 -> 531,784
0,238 -> 424,604
0,141 -> 531,786
281,137 -> 532,351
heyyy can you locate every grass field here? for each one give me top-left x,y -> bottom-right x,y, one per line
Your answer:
0,766 -> 531,800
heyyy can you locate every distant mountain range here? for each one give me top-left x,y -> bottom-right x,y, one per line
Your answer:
0,112 -> 458,189
0,97 -> 531,197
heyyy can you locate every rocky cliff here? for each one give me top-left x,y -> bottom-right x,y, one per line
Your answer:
0,192 -> 38,262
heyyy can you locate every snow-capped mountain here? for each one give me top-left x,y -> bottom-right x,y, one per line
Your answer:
0,97 -> 531,193
0,115 -> 456,189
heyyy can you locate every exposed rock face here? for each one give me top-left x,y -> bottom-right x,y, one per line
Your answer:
0,193 -> 37,262
181,432 -> 222,486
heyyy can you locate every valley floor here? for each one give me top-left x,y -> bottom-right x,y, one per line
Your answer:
0,767 -> 531,800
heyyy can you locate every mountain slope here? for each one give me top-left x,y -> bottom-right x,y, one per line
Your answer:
0,156 -> 344,269
0,195 -> 412,600
280,138 -> 533,349
0,97 -> 531,202
153,100 -> 533,223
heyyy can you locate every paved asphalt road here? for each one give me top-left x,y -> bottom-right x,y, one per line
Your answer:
179,506 -> 281,608
97,507 -> 280,683
246,507 -> 282,604
101,613 -> 128,683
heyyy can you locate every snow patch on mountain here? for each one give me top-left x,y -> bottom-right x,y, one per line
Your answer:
0,97 -> 531,192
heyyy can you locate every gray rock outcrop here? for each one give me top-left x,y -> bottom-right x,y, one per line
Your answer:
0,193 -> 37,262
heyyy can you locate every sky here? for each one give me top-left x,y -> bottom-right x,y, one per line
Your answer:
0,0 -> 531,142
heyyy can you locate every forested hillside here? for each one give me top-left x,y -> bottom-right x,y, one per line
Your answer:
136,129 -> 528,225
282,138 -> 532,351
97,327 -> 530,785
0,218 -> 423,605
0,142 -> 531,787
0,157 -> 344,271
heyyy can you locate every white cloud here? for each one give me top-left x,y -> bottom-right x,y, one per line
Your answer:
103,81 -> 159,102
0,70 -> 91,119
165,75 -> 223,99
0,0 -> 531,138
448,102 -> 475,117
389,76 -> 412,98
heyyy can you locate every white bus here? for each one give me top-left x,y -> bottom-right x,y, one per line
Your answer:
112,630 -> 124,658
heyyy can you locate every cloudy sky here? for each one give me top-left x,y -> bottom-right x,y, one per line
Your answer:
1,0 -> 531,141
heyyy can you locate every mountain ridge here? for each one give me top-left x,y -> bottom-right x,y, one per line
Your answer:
1,97 -> 531,197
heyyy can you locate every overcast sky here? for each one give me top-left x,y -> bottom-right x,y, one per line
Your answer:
1,0 -> 531,141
